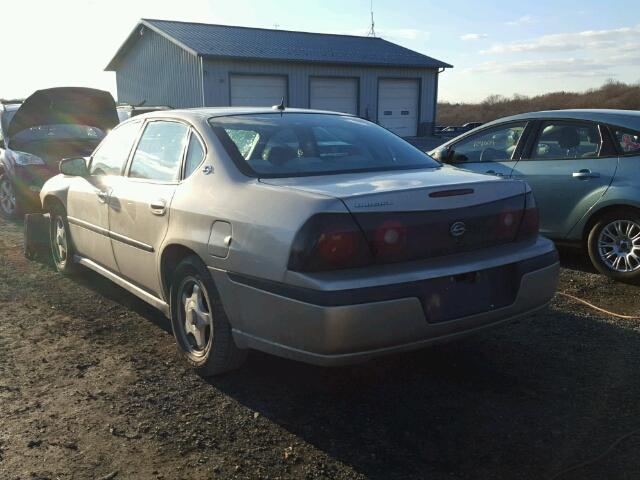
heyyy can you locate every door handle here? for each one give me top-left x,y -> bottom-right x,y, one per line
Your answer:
486,170 -> 505,177
149,199 -> 167,216
96,190 -> 109,203
572,169 -> 600,179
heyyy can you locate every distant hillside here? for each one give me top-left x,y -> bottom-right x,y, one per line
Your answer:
437,80 -> 640,126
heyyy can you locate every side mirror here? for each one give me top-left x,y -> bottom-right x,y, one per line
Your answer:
60,157 -> 89,177
432,147 -> 453,162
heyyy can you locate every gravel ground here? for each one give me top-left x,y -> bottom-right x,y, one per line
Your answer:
1,217 -> 640,480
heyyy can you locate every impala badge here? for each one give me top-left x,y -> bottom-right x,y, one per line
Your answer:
450,221 -> 466,238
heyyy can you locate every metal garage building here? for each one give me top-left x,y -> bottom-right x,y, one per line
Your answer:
106,19 -> 452,136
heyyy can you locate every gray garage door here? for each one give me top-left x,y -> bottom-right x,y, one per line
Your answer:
309,77 -> 358,115
230,75 -> 287,107
378,79 -> 420,137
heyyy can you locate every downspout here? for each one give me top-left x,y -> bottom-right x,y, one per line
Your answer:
199,56 -> 206,107
433,67 -> 445,136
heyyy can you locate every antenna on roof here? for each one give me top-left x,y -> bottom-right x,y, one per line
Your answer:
367,0 -> 376,37
272,97 -> 286,114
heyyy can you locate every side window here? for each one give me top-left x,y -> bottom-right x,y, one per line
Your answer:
129,121 -> 189,182
90,121 -> 141,176
451,123 -> 526,163
613,128 -> 640,155
183,132 -> 205,179
531,122 -> 601,160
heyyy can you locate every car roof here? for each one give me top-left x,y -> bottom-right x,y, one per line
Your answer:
123,107 -> 355,122
483,109 -> 640,131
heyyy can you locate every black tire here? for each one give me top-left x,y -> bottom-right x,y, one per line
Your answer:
169,256 -> 247,376
0,172 -> 20,220
587,209 -> 640,283
49,205 -> 78,275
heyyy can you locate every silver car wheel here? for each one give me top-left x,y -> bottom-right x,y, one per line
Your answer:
0,177 -> 16,215
53,216 -> 68,263
597,219 -> 640,273
177,277 -> 213,357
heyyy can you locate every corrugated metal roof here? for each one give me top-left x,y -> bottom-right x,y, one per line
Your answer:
106,19 -> 452,71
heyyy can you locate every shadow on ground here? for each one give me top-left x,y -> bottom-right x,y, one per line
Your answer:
557,246 -> 598,275
54,258 -> 640,480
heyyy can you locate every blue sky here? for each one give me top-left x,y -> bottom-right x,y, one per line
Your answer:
3,0 -> 639,102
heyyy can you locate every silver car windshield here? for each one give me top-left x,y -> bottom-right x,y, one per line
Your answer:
209,113 -> 439,177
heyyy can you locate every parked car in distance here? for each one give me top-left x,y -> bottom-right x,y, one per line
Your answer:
40,108 -> 559,375
117,104 -> 172,123
430,109 -> 640,281
441,125 -> 466,134
0,87 -> 119,218
437,123 -> 484,138
462,122 -> 483,130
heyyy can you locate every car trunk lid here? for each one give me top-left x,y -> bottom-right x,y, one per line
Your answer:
262,167 -> 529,262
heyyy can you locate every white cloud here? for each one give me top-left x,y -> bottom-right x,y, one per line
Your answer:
465,51 -> 640,77
460,33 -> 487,41
482,24 -> 640,55
505,15 -> 537,27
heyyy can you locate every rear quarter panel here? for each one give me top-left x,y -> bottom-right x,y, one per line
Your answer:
162,133 -> 348,285
566,154 -> 640,241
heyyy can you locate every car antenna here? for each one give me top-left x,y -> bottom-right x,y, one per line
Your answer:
272,97 -> 286,115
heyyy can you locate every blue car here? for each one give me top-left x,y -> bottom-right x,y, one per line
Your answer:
430,109 -> 640,281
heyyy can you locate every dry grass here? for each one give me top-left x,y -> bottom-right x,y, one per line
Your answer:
438,80 -> 640,126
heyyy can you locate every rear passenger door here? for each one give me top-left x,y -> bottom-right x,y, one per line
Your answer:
511,120 -> 618,239
444,122 -> 528,178
108,120 -> 190,295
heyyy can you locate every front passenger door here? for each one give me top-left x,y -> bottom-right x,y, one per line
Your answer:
108,120 -> 190,295
443,122 -> 528,178
66,121 -> 142,271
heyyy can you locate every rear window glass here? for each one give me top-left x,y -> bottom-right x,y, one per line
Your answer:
129,121 -> 189,182
614,128 -> 640,155
208,113 -> 439,177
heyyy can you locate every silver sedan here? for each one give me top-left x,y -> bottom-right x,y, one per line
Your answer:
40,108 -> 559,375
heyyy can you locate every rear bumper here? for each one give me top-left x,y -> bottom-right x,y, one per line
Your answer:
210,243 -> 559,366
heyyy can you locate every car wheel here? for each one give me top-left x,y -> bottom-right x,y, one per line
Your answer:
49,207 -> 77,274
170,256 -> 247,376
587,210 -> 640,282
0,173 -> 20,219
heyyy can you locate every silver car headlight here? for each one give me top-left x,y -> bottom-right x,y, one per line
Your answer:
9,150 -> 46,166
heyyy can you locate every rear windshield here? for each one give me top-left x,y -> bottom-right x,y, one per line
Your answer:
11,124 -> 105,143
208,113 -> 439,177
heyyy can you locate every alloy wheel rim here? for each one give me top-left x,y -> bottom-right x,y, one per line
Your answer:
54,217 -> 68,263
598,219 -> 640,273
178,277 -> 213,357
0,178 -> 16,215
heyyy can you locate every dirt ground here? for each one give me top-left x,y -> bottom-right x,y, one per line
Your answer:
1,217 -> 640,480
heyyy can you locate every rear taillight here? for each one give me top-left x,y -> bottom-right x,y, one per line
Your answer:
517,191 -> 539,240
288,214 -> 373,272
372,220 -> 408,262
